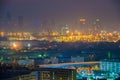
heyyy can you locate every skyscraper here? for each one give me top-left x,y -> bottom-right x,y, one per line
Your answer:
18,16 -> 24,31
6,11 -> 12,22
42,19 -> 48,32
0,16 -> 3,31
50,19 -> 55,31
79,18 -> 87,33
61,25 -> 70,35
93,19 -> 101,34
5,11 -> 12,31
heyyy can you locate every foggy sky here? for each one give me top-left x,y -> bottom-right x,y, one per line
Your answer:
0,0 -> 120,32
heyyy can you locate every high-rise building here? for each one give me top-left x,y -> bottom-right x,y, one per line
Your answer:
3,11 -> 12,31
74,20 -> 79,31
100,59 -> 120,73
61,25 -> 70,35
6,11 -> 12,22
79,18 -> 87,33
93,18 -> 101,34
0,16 -> 3,31
42,20 -> 48,32
18,16 -> 24,30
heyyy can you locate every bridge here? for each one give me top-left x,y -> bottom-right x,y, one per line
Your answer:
39,61 -> 100,69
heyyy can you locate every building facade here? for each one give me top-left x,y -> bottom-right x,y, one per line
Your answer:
100,59 -> 120,73
37,68 -> 76,80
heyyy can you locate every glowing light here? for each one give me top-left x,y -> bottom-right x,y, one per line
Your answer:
1,32 -> 5,37
0,31 -> 120,42
96,19 -> 100,22
13,43 -> 17,48
27,43 -> 31,47
66,30 -> 70,34
38,54 -> 42,57
80,18 -> 86,22
11,42 -> 22,50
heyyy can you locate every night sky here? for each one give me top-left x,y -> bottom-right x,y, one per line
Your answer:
0,0 -> 120,32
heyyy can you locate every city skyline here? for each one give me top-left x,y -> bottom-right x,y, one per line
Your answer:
0,1 -> 120,80
0,0 -> 120,32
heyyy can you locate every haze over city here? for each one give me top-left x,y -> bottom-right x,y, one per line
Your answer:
0,0 -> 120,80
0,0 -> 120,32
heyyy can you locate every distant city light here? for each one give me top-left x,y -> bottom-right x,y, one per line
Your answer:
38,54 -> 42,57
13,43 -> 17,48
96,19 -> 100,22
11,42 -> 22,50
27,43 -> 31,47
66,30 -> 70,34
0,30 -> 120,43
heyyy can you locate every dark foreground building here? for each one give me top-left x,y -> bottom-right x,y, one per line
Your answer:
0,67 -> 76,80
37,68 -> 76,80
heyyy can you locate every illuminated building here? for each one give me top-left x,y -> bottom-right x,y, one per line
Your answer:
0,32 -> 5,37
79,18 -> 86,33
80,18 -> 86,24
0,68 -> 76,80
38,68 -> 76,80
19,71 -> 38,80
100,59 -> 120,73
0,30 -> 119,42
93,18 -> 101,34
61,26 -> 70,35
18,59 -> 34,66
